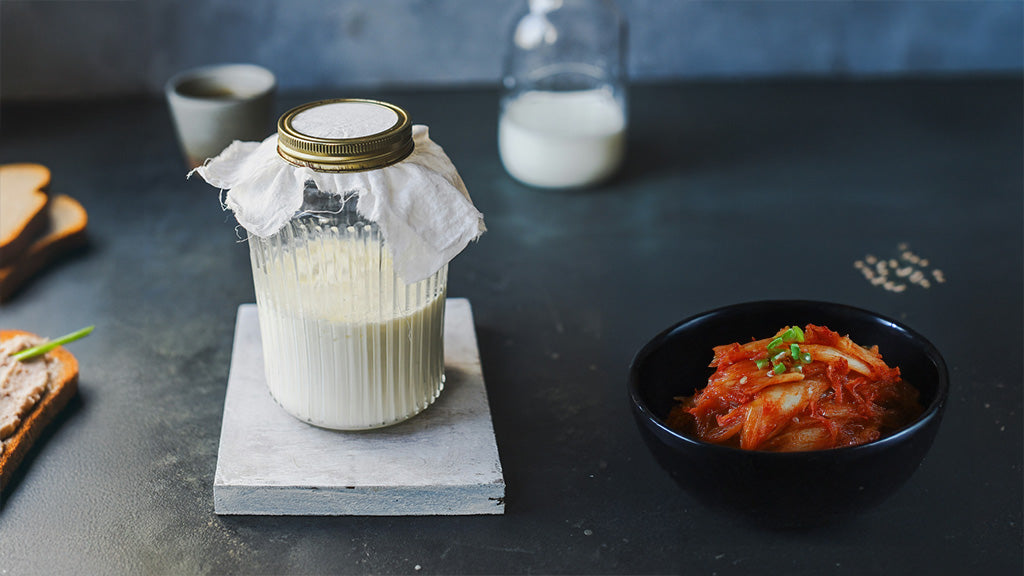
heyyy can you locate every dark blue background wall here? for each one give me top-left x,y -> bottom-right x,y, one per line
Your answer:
1,0 -> 1020,100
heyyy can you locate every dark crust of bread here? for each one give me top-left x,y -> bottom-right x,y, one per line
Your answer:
0,163 -> 52,267
0,195 -> 89,302
0,196 -> 50,268
0,329 -> 79,493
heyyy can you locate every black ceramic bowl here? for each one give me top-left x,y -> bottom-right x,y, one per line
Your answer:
628,300 -> 949,525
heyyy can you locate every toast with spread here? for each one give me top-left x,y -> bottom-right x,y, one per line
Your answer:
0,330 -> 79,493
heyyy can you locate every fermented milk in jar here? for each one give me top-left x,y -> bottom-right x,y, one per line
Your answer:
247,99 -> 449,430
249,214 -> 447,430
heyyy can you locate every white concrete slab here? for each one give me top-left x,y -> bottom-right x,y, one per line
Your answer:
213,298 -> 505,515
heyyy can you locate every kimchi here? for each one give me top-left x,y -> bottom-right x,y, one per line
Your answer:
667,325 -> 922,452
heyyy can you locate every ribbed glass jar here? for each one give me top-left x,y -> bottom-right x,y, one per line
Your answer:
248,99 -> 448,430
249,190 -> 447,430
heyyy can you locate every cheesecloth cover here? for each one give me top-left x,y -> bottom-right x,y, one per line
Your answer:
191,101 -> 485,284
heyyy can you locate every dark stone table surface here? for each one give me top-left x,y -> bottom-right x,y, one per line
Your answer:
1,78 -> 1021,575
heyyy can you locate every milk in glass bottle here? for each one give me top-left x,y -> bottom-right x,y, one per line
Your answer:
499,0 -> 628,189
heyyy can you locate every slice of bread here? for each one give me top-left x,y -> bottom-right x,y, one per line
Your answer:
0,163 -> 52,267
0,194 -> 88,302
0,330 -> 79,493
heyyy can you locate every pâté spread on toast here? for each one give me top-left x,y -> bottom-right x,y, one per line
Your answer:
0,331 -> 80,491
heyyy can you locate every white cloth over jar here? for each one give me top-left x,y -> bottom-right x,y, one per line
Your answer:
192,126 -> 485,283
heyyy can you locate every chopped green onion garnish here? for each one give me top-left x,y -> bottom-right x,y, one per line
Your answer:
12,326 -> 94,362
759,326 -> 812,375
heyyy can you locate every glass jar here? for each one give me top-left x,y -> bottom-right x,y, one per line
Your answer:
248,99 -> 447,430
499,0 -> 628,189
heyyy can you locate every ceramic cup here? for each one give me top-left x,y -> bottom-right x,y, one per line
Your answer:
166,63 -> 276,168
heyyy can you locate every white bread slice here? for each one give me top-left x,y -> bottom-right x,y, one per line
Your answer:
0,163 -> 52,267
0,194 -> 88,302
0,330 -> 79,493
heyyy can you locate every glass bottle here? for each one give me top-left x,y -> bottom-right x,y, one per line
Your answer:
248,99 -> 447,430
499,0 -> 628,189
